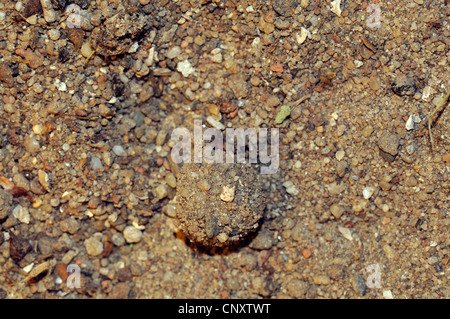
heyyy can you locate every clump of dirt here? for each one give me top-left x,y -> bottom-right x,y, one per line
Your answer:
175,162 -> 266,247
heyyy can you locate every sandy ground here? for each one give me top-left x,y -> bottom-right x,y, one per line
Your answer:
0,0 -> 449,299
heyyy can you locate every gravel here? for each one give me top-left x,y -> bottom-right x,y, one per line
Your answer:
0,0 -> 448,300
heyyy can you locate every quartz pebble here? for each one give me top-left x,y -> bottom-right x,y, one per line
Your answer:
112,145 -> 126,156
177,60 -> 195,77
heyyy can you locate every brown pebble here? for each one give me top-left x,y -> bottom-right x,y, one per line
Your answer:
54,264 -> 68,281
23,0 -> 43,18
9,230 -> 32,263
23,50 -> 44,69
67,28 -> 85,51
109,282 -> 130,299
0,63 -> 14,87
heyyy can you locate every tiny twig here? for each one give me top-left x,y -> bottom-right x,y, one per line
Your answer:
428,88 -> 450,149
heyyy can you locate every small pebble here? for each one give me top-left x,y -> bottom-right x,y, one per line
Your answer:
112,145 -> 126,156
197,179 -> 211,191
24,136 -> 40,153
338,226 -> 353,241
156,183 -> 168,200
220,185 -> 235,202
206,116 -> 225,130
369,77 -> 381,91
283,180 -> 299,196
47,29 -> 60,41
335,150 -> 345,161
378,131 -> 400,156
91,156 -> 103,170
383,290 -> 394,299
330,204 -> 345,219
123,226 -> 143,244
166,46 -> 181,59
165,173 -> 177,188
362,187 -> 375,199
38,169 -> 50,191
12,205 -> 31,224
85,237 -> 104,257
177,60 -> 195,77
352,274 -> 367,296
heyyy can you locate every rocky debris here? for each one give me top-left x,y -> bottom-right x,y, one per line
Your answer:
23,0 -> 43,18
89,10 -> 152,56
391,75 -> 418,96
176,163 -> 266,247
123,226 -> 143,244
249,229 -> 276,250
109,282 -> 130,299
285,278 -> 309,298
377,131 -> 400,161
352,273 -> 367,296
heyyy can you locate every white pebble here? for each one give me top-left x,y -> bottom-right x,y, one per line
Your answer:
283,181 -> 299,196
330,0 -> 342,17
91,156 -> 103,170
58,82 -> 67,92
128,42 -> 139,53
112,145 -> 126,156
13,205 -> 31,224
177,60 -> 195,77
62,143 -> 70,151
206,116 -> 225,130
362,187 -> 375,199
295,27 -> 308,45
338,226 -> 353,241
15,1 -> 23,11
166,46 -> 181,59
405,115 -> 415,130
383,290 -> 394,299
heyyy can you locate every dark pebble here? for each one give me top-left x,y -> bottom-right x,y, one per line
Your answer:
9,230 -> 32,263
352,273 -> 367,296
272,0 -> 298,17
391,75 -> 418,96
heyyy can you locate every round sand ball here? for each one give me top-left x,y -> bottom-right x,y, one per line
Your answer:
175,163 -> 266,247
